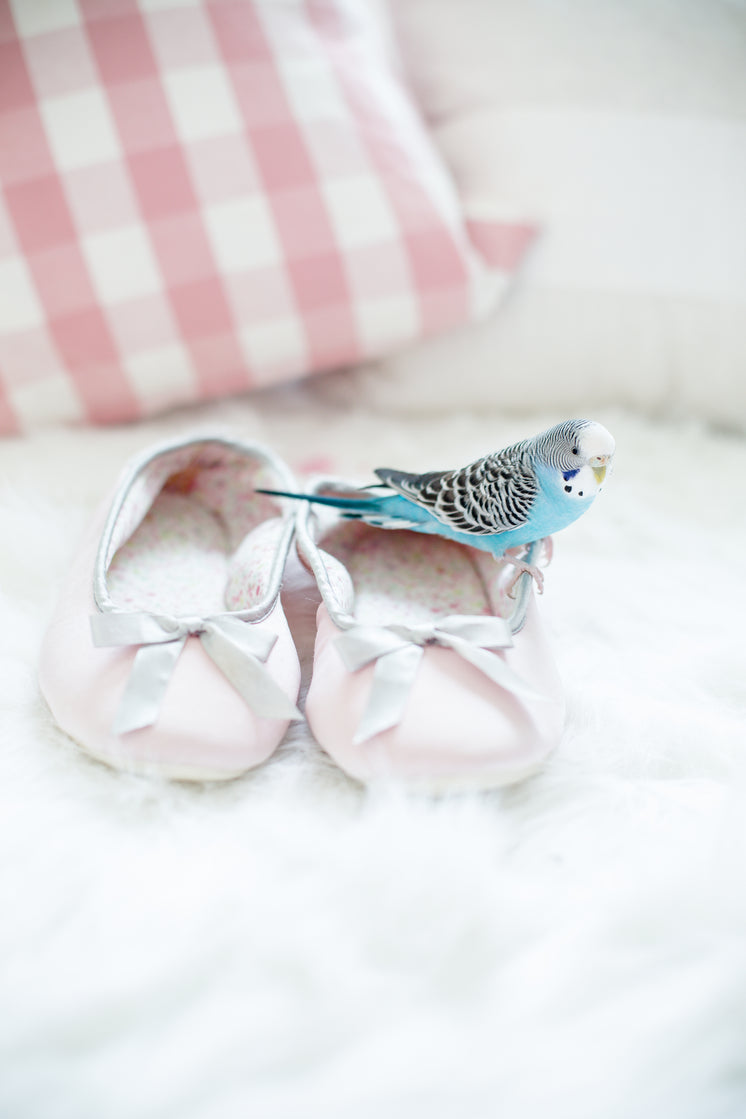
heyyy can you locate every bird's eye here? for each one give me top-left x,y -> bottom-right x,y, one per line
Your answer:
571,447 -> 579,455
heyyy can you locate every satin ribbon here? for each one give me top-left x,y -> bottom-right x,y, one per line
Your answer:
90,611 -> 301,736
334,614 -> 543,745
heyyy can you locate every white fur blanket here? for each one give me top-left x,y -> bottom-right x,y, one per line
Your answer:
1,390 -> 745,1119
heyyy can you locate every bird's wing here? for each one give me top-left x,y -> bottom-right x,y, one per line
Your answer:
375,449 -> 538,536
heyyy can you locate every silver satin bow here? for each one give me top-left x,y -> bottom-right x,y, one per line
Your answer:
90,611 -> 301,736
334,614 -> 542,745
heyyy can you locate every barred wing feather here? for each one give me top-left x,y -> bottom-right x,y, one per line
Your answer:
375,449 -> 538,536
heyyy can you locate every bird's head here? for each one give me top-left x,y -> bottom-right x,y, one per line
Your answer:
538,419 -> 615,498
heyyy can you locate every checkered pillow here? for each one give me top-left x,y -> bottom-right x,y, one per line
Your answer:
0,0 -> 534,434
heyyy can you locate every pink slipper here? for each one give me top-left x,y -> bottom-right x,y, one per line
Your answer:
39,434 -> 302,780
296,480 -> 565,790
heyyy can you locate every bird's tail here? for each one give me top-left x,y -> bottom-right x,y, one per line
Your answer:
254,487 -> 384,515
254,486 -> 424,529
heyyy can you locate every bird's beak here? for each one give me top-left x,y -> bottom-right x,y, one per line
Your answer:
590,455 -> 610,484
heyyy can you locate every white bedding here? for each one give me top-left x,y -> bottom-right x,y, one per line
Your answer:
1,386 -> 745,1118
336,0 -> 746,431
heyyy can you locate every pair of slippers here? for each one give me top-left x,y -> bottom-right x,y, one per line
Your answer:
39,434 -> 565,789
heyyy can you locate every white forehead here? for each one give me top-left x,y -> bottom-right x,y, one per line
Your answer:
578,422 -> 615,457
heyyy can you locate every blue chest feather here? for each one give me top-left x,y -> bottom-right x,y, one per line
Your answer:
523,463 -> 595,539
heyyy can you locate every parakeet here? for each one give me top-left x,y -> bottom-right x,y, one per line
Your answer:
259,419 -> 615,589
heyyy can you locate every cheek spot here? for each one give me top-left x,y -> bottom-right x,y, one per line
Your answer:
579,491 -> 584,497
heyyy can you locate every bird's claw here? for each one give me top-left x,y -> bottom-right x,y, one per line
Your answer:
503,539 -> 553,598
506,559 -> 545,597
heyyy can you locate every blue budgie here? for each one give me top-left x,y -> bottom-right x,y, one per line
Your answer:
259,419 -> 615,590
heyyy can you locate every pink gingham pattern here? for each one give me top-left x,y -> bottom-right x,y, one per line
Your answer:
0,0 -> 534,434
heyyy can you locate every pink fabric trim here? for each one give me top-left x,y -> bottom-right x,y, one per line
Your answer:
465,219 -> 538,271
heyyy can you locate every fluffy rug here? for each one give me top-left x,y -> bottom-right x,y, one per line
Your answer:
1,388 -> 745,1119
